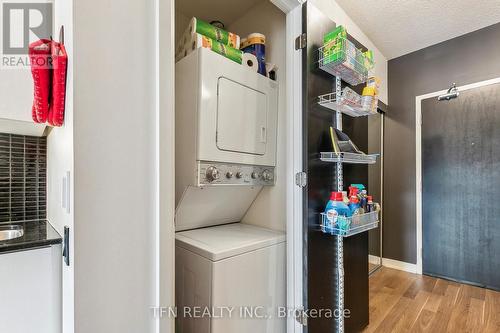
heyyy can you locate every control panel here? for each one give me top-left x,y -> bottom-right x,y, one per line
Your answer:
198,162 -> 275,186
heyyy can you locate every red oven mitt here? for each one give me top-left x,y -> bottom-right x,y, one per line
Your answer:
29,39 -> 52,123
48,40 -> 68,127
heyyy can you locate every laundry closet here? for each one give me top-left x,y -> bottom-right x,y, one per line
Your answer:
173,1 -> 287,332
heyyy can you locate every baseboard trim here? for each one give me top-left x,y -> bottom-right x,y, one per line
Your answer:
369,254 -> 381,265
381,257 -> 418,274
369,255 -> 418,274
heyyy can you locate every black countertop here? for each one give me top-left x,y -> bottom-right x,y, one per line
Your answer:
0,220 -> 62,254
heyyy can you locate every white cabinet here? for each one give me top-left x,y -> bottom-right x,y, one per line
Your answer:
0,245 -> 62,333
0,69 -> 46,136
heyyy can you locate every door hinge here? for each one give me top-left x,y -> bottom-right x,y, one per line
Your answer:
295,33 -> 307,50
295,172 -> 307,188
295,309 -> 308,326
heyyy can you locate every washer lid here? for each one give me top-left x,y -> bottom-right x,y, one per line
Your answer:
175,223 -> 285,262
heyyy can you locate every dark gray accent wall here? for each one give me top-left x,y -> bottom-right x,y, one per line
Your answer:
368,114 -> 382,256
386,23 -> 500,264
0,133 -> 46,223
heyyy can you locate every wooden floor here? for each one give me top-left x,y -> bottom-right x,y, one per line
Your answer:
363,267 -> 500,333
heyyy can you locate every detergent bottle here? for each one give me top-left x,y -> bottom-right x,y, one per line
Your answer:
324,192 -> 351,232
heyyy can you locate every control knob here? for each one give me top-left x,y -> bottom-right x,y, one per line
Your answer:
235,171 -> 243,179
205,166 -> 220,182
226,171 -> 233,179
251,171 -> 259,179
262,170 -> 273,182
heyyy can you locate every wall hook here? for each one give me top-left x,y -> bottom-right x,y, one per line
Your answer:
59,25 -> 65,45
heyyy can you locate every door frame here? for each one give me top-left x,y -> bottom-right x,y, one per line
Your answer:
161,0 -> 304,332
272,0 -> 304,332
283,3 -> 304,333
415,76 -> 500,275
157,0 -> 176,332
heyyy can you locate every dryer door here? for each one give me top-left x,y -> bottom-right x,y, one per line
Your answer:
216,77 -> 267,155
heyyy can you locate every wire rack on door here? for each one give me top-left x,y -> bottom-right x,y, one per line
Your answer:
320,152 -> 378,164
317,37 -> 374,86
316,31 -> 379,331
318,90 -> 378,117
320,210 -> 379,237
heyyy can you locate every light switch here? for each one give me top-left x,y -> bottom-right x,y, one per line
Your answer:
61,171 -> 70,214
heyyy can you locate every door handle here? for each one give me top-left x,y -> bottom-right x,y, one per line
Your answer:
62,226 -> 70,266
260,126 -> 267,143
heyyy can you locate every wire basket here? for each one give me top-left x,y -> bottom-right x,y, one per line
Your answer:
320,152 -> 378,164
318,37 -> 374,86
318,89 -> 378,117
320,210 -> 379,237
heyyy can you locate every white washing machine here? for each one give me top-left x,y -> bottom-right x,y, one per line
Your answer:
175,223 -> 286,333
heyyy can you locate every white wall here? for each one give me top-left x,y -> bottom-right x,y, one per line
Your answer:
48,0 -> 74,258
175,10 -> 190,46
48,0 -> 75,331
311,0 -> 388,104
159,0 -> 176,331
72,0 -> 157,332
0,67 -> 32,121
228,1 -> 287,232
0,4 -> 45,136
48,0 -> 73,264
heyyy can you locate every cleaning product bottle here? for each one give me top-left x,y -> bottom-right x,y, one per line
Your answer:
348,186 -> 359,199
351,184 -> 365,198
350,184 -> 368,210
349,196 -> 363,215
366,196 -> 374,213
360,189 -> 368,210
324,192 -> 351,232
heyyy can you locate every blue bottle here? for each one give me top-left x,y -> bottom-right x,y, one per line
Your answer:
324,192 -> 351,233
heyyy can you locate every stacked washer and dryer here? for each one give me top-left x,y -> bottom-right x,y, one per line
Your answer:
175,48 -> 285,333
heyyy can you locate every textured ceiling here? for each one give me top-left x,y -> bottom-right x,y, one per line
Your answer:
336,0 -> 500,59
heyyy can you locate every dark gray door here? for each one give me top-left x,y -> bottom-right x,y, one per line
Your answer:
422,82 -> 500,290
303,2 -> 369,332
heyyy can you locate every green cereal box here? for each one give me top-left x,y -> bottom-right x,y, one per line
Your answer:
322,26 -> 347,65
